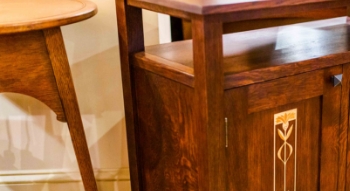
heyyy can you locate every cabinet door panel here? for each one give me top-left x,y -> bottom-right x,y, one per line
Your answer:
247,70 -> 323,114
225,66 -> 344,191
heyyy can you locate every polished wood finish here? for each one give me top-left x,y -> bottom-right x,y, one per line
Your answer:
135,22 -> 350,89
129,0 -> 350,20
116,0 -> 144,191
224,65 -> 346,190
179,6 -> 347,39
129,0 -> 344,15
0,31 -> 66,121
134,68 -> 197,190
0,0 -> 97,34
339,63 -> 350,191
247,70 -> 324,114
191,16 -> 225,191
116,0 -> 350,190
44,28 -> 98,191
0,1 -> 97,191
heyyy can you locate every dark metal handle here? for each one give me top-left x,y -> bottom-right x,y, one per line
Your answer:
332,74 -> 343,87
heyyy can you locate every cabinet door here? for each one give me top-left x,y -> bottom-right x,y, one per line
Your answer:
224,66 -> 348,191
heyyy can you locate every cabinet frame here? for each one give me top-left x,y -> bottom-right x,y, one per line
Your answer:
116,0 -> 350,190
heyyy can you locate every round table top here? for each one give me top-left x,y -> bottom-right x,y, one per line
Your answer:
0,0 -> 97,34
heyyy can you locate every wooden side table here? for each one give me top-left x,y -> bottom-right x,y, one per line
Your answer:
0,0 -> 98,190
117,0 -> 350,191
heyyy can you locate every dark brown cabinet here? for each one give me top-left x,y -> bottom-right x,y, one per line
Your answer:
225,66 -> 348,191
116,0 -> 350,190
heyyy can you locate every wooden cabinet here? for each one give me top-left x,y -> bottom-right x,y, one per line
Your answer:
225,66 -> 348,191
116,0 -> 350,190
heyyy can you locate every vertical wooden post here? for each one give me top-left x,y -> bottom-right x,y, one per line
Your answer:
192,15 -> 225,191
116,0 -> 145,191
319,66 -> 342,191
339,64 -> 350,191
344,63 -> 350,191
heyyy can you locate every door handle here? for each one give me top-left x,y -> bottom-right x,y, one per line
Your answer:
332,74 -> 343,87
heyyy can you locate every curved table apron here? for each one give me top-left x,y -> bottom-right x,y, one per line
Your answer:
0,1 -> 98,191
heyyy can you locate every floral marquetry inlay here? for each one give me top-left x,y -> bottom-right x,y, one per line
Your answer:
274,109 -> 297,191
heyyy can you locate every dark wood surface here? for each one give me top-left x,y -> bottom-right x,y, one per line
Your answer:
116,0 -> 145,191
129,0 -> 344,15
345,64 -> 350,191
117,0 -> 350,190
247,70 -> 324,114
319,66 -> 344,190
134,68 -> 198,191
178,7 -> 346,40
133,20 -> 350,89
191,16 -> 225,191
132,60 -> 349,191
339,63 -> 350,190
224,66 -> 346,191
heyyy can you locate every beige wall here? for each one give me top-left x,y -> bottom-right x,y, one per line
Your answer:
0,0 -> 166,190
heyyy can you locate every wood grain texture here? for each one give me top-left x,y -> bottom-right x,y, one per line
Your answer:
134,21 -> 350,89
319,66 -> 343,191
117,1 -> 350,190
128,0 -> 349,16
247,70 -> 324,113
346,67 -> 350,191
132,52 -> 194,87
116,0 -> 145,190
0,0 -> 97,34
225,88 -> 322,191
0,30 -> 65,121
134,68 -> 198,191
339,63 -> 350,190
225,66 -> 344,190
44,28 -> 98,191
346,64 -> 350,190
191,15 -> 225,191
216,1 -> 350,23
180,7 -> 346,38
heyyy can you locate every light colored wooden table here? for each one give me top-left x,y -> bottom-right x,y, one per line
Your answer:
0,0 -> 98,190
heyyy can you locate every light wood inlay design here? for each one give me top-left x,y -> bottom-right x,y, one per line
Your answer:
274,109 -> 297,191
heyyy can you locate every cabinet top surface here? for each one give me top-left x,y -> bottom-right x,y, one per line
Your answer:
128,0 -> 340,15
0,0 -> 97,34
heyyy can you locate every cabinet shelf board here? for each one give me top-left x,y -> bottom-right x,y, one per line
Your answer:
132,20 -> 350,89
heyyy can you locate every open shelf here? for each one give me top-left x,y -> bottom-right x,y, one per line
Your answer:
133,18 -> 350,89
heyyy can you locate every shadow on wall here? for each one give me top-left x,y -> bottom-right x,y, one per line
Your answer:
0,94 -> 68,170
69,45 -> 128,169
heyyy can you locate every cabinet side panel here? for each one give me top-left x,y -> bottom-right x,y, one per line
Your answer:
134,68 -> 198,191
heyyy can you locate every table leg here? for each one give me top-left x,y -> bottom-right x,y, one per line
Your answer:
44,28 -> 98,191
